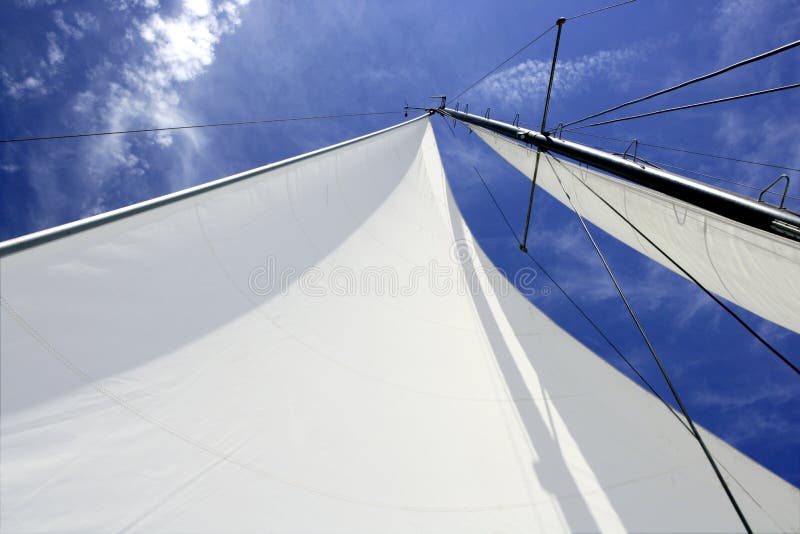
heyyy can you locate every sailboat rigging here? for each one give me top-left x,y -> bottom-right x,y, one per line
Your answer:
1,4 -> 798,532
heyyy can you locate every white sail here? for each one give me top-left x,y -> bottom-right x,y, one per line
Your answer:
471,125 -> 800,335
1,117 -> 797,532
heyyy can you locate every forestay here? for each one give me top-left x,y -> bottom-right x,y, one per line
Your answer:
471,125 -> 800,335
1,117 -> 797,532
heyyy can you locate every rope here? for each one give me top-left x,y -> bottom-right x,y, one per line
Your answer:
438,113 -> 690,431
442,113 -> 785,528
571,138 -> 800,203
0,111 -> 404,143
564,83 -> 800,130
642,158 -> 800,203
561,38 -> 800,129
549,156 -> 799,376
544,156 -> 753,533
566,0 -> 637,21
451,25 -> 556,103
441,114 -> 784,527
450,0 -> 637,103
564,130 -> 800,173
472,166 -> 522,243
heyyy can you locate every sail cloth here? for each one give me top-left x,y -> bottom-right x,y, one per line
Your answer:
471,125 -> 800,335
1,118 -> 797,533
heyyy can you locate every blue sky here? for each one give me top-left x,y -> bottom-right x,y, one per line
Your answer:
1,0 -> 798,488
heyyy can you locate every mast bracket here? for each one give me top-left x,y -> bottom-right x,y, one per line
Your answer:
758,173 -> 790,209
428,95 -> 447,110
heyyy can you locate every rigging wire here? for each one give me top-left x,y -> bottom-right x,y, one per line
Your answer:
438,113 -> 688,430
561,38 -> 800,129
450,0 -> 637,103
451,25 -> 556,103
563,83 -> 800,130
548,156 -> 799,376
543,156 -> 753,533
639,158 -> 800,203
0,111 -> 404,144
564,130 -> 800,173
574,139 -> 800,203
565,0 -> 637,21
438,114 -> 780,527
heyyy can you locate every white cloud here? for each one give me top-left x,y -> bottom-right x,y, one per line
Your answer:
107,0 -> 160,10
1,71 -> 47,98
14,0 -> 60,6
0,7 -> 99,98
1,163 -> 21,173
713,0 -> 800,62
477,48 -> 641,107
54,10 -> 98,39
74,0 -> 251,211
707,1 -> 800,210
74,11 -> 98,31
694,383 -> 796,411
54,10 -> 82,39
721,407 -> 799,447
46,32 -> 65,65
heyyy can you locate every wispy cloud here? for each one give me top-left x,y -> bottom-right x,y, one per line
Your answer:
693,381 -> 798,411
1,72 -> 47,99
46,32 -> 65,66
713,0 -> 800,62
707,0 -> 800,209
1,7 -> 97,99
54,9 -> 98,39
476,47 -> 641,107
722,408 -> 800,447
69,0 -> 251,213
1,163 -> 21,173
1,0 -> 252,223
105,0 -> 161,10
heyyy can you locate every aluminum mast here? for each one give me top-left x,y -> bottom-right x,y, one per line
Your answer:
434,106 -> 800,243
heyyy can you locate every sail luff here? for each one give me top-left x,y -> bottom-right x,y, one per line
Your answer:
0,114 -> 432,258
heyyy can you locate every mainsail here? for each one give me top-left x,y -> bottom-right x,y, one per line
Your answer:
471,125 -> 800,335
1,117 -> 798,532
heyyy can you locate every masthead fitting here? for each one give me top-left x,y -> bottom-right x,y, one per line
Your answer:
428,95 -> 447,109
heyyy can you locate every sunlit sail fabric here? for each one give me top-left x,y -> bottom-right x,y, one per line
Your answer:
1,117 -> 797,533
471,125 -> 800,335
